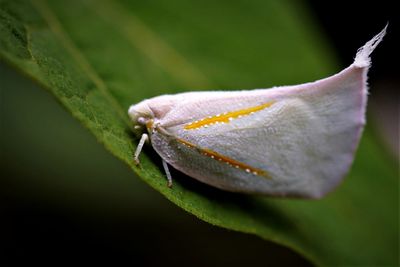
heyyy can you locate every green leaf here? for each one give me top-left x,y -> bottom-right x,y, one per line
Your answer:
1,0 -> 397,265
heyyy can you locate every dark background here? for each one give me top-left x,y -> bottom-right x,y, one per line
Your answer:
308,1 -> 398,159
1,1 -> 398,266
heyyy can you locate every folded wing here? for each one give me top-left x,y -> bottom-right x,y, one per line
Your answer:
151,26 -> 386,198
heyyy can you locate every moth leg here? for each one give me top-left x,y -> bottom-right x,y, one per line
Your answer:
162,159 -> 173,188
134,133 -> 149,165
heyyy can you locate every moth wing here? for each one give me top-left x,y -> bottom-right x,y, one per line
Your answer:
148,27 -> 386,198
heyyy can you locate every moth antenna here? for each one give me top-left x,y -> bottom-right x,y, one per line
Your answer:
134,133 -> 149,165
162,159 -> 173,188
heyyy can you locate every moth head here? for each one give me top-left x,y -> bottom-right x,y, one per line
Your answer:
128,101 -> 155,132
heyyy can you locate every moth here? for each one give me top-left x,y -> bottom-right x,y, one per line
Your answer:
128,26 -> 386,198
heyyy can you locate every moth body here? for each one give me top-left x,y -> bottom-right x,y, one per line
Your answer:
128,26 -> 386,198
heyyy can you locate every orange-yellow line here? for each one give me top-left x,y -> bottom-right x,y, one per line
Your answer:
184,101 -> 275,130
177,138 -> 270,178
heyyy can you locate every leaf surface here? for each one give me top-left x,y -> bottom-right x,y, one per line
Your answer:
0,0 -> 397,265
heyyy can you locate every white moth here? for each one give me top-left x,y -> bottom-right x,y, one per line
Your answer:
128,26 -> 386,198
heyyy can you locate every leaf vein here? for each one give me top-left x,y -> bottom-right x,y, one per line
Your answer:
91,0 -> 215,89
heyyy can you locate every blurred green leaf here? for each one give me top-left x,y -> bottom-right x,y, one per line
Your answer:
0,0 -> 397,265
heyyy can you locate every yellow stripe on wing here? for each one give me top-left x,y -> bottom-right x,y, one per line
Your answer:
184,101 -> 275,130
177,138 -> 270,179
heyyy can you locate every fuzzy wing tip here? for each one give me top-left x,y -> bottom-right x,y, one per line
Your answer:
353,24 -> 387,68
